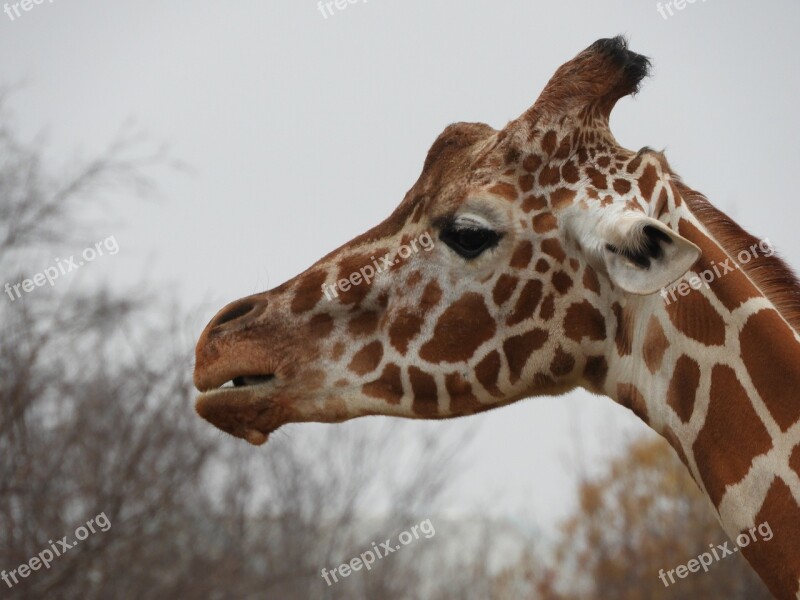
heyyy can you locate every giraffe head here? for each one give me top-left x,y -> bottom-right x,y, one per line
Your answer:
193,37 -> 701,445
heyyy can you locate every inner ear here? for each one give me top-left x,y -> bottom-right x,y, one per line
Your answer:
603,217 -> 701,295
605,225 -> 673,269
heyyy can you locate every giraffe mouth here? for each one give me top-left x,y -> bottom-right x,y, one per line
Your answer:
195,373 -> 284,446
228,375 -> 276,388
196,372 -> 277,393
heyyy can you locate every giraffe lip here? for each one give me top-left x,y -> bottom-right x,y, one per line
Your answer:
196,373 -> 276,393
195,385 -> 285,446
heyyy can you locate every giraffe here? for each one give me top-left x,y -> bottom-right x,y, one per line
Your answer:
194,37 -> 800,598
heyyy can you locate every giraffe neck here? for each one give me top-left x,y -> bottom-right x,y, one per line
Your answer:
605,192 -> 800,597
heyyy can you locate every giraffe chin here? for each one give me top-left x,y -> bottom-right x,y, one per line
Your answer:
244,429 -> 269,446
194,386 -> 284,447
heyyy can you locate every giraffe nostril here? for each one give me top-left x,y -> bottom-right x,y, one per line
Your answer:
213,300 -> 258,328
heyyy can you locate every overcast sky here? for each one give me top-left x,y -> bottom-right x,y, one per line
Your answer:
2,0 -> 799,534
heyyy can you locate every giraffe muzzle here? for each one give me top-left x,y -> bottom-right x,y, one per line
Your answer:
194,288 -> 330,444
195,379 -> 287,446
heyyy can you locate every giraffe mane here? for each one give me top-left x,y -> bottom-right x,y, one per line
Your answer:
673,178 -> 800,334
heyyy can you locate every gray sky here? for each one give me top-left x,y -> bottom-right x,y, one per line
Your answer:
2,0 -> 799,533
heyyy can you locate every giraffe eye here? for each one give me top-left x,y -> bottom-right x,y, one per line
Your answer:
439,223 -> 501,259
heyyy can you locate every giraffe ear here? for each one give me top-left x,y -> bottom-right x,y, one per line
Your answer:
602,216 -> 701,295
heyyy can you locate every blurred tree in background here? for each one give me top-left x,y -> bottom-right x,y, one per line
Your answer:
490,436 -> 773,599
557,436 -> 772,599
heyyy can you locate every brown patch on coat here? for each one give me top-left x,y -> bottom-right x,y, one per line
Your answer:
406,270 -> 423,288
667,355 -> 701,423
583,356 -> 608,391
665,288 -> 726,346
519,174 -> 535,192
522,154 -> 542,173
582,267 -> 601,294
790,444 -> 800,478
539,165 -> 561,187
309,313 -> 334,338
419,294 -> 496,363
362,363 -> 403,404
561,160 -> 580,184
643,317 -> 669,373
550,187 -> 577,209
564,300 -> 606,342
612,302 -> 632,356
532,213 -> 557,233
475,350 -> 502,396
410,201 -> 425,224
330,342 -> 345,361
348,311 -> 380,336
613,179 -> 631,195
692,364 -> 773,507
503,329 -> 548,384
492,274 -> 518,306
335,253 -> 378,305
541,131 -> 557,155
585,167 -> 607,190
523,194 -> 548,212
489,181 -> 518,201
740,309 -> 800,431
348,341 -> 384,376
541,238 -> 566,261
637,163 -> 658,201
420,280 -> 443,311
507,280 -> 544,326
388,309 -> 424,354
409,366 -> 439,416
291,269 -> 327,314
539,294 -> 555,321
552,271 -> 573,295
549,346 -> 576,377
510,241 -> 534,269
